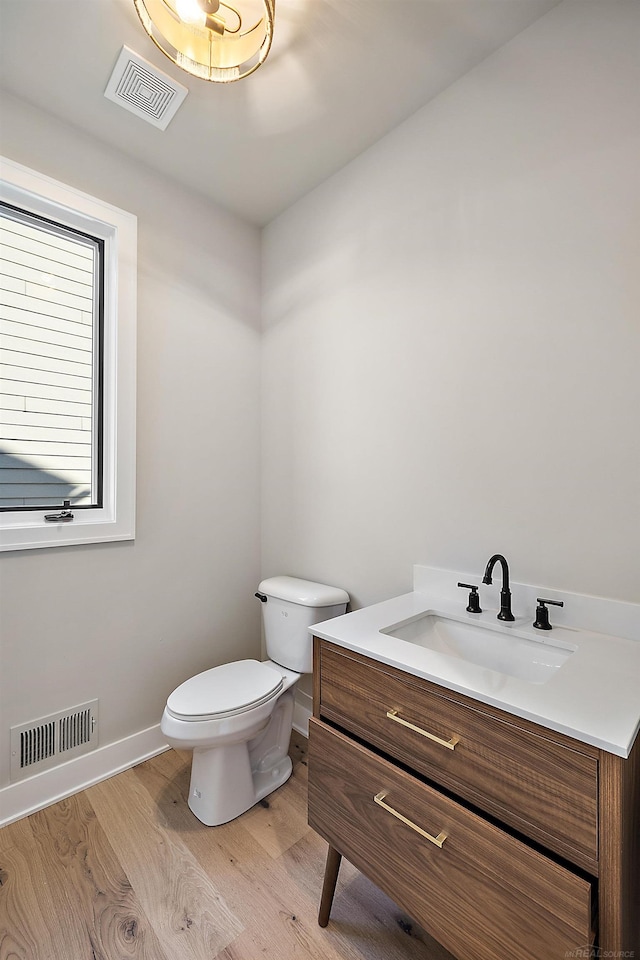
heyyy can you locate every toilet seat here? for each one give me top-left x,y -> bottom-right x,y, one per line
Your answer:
166,659 -> 284,722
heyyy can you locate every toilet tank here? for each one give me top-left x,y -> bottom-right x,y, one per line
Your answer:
257,576 -> 349,674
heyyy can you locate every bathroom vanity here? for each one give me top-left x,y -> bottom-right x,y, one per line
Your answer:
307,569 -> 640,959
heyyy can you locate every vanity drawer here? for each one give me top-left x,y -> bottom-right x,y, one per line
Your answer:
309,718 -> 594,960
316,640 -> 599,869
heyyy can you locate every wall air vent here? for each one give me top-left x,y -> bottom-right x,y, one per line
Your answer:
104,46 -> 188,130
10,700 -> 98,782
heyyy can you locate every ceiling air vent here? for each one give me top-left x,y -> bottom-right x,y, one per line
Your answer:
105,46 -> 188,130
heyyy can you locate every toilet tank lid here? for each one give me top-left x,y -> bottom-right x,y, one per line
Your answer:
258,576 -> 349,607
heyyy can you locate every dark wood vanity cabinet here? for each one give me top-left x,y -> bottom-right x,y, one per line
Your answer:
308,639 -> 640,960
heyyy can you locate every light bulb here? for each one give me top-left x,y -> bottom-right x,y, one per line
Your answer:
175,0 -> 206,25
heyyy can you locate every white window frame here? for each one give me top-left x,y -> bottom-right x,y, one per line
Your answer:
0,157 -> 136,551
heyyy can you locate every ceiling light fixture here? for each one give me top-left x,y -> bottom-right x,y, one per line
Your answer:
133,0 -> 275,83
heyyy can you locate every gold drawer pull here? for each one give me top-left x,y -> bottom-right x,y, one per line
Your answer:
386,709 -> 460,750
374,792 -> 447,848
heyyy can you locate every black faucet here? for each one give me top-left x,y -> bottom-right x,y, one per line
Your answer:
482,554 -> 515,621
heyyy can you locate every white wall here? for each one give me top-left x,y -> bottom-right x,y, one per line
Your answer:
261,0 -> 640,610
0,94 -> 262,792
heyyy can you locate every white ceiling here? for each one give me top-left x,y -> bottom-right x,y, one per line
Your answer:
0,0 -> 559,225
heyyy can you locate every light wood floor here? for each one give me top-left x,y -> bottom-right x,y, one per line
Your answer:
0,732 -> 454,960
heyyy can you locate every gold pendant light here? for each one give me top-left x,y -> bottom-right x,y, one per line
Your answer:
133,0 -> 275,83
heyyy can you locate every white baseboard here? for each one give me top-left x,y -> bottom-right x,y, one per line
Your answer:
0,723 -> 169,827
292,689 -> 312,738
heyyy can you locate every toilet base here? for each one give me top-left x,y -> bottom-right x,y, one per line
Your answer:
187,688 -> 296,826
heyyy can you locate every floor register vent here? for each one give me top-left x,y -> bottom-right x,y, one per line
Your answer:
10,700 -> 98,782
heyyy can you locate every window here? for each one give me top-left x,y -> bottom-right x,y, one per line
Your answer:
0,204 -> 104,510
0,158 -> 136,551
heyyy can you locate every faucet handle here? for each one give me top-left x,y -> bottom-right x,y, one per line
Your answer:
533,597 -> 564,631
458,582 -> 482,614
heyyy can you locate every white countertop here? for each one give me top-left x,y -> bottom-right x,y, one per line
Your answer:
310,570 -> 640,758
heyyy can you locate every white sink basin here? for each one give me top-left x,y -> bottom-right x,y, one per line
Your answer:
380,612 -> 576,684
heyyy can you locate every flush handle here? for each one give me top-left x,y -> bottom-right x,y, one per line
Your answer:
254,592 -> 268,602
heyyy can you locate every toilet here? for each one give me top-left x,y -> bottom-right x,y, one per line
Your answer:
160,576 -> 349,826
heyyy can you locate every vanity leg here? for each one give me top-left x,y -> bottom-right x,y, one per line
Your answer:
318,845 -> 342,927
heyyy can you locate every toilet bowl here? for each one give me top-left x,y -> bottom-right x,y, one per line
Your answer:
160,576 -> 349,826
